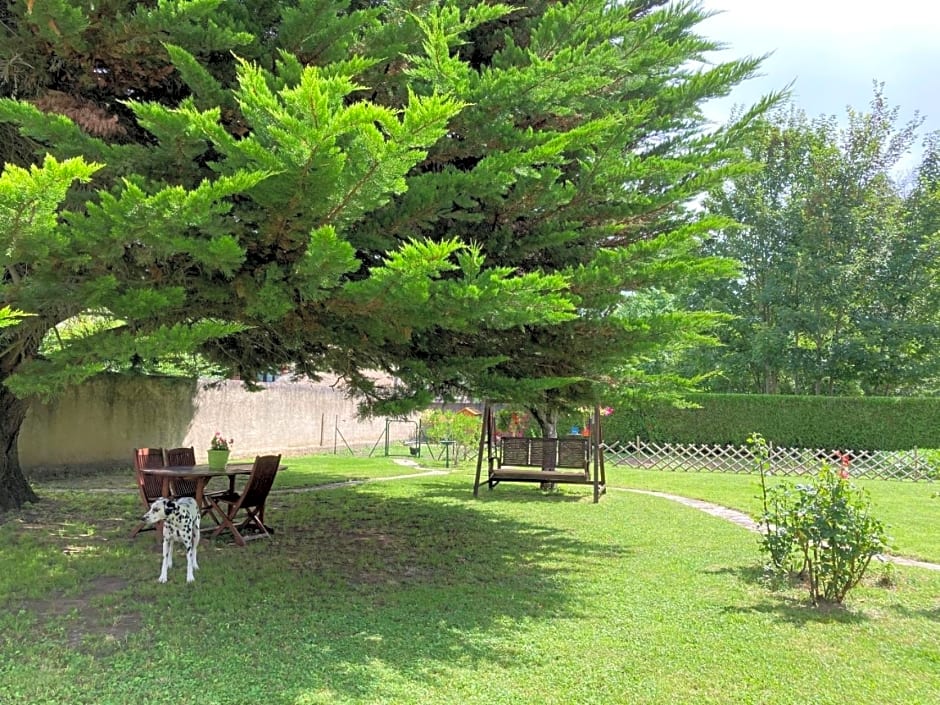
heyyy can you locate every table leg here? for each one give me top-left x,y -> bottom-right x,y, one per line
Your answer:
196,477 -> 219,526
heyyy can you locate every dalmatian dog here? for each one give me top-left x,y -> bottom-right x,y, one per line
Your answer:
141,497 -> 201,583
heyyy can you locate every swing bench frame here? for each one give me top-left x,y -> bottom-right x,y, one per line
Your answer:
473,402 -> 607,503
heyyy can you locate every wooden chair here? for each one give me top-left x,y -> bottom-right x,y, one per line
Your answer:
208,454 -> 281,544
131,447 -> 166,538
165,446 -> 198,498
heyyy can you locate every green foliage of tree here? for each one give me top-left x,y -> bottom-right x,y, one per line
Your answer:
0,0 -> 769,509
688,87 -> 940,395
340,1 -> 772,435
418,409 -> 479,460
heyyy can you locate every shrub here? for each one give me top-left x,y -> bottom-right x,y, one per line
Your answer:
609,394 -> 940,450
923,449 -> 940,481
751,433 -> 890,605
419,410 -> 480,459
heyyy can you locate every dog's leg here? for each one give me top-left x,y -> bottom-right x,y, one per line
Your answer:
185,541 -> 196,583
158,536 -> 172,583
186,516 -> 200,583
192,526 -> 201,572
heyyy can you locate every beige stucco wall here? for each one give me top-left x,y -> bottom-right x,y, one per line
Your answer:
19,374 -> 415,474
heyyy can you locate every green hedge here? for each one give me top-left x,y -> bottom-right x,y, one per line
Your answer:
604,394 -> 940,451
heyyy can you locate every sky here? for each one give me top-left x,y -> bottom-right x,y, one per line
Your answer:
697,0 -> 940,168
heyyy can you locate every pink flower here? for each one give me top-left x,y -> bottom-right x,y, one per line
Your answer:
210,432 -> 233,451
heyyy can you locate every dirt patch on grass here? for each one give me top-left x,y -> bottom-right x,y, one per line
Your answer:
16,575 -> 142,655
5,498 -> 142,653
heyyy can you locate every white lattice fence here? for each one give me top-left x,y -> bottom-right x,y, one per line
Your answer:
602,439 -> 937,481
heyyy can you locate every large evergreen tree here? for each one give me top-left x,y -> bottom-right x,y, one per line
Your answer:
331,0 -> 769,431
0,0 -> 767,509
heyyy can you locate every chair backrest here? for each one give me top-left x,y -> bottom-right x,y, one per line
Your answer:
165,446 -> 196,467
239,454 -> 281,508
164,446 -> 198,497
133,447 -> 165,505
529,439 -> 556,471
557,438 -> 589,469
498,437 -> 588,472
134,447 -> 166,470
501,438 -> 530,466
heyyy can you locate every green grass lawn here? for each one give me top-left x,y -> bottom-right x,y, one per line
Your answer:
1,458 -> 939,704
607,464 -> 940,564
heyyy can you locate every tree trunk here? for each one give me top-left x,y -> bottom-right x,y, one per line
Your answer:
531,407 -> 559,491
0,385 -> 38,512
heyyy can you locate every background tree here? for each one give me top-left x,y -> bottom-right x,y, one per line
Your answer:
688,88 -> 940,395
884,130 -> 940,395
0,0 -> 768,509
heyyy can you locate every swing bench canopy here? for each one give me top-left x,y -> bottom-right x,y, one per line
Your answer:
473,402 -> 607,503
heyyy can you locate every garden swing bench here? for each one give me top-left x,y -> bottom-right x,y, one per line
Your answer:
472,402 -> 607,503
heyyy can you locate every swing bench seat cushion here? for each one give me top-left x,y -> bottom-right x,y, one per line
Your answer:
491,437 -> 591,483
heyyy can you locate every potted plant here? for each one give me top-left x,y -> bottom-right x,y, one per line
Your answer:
207,432 -> 233,469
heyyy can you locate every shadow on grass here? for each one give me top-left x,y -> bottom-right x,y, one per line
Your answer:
723,598 -> 869,625
707,564 -> 767,586
455,487 -> 593,504
708,565 -> 871,625
887,603 -> 940,621
209,481 -> 633,702
3,478 -> 631,704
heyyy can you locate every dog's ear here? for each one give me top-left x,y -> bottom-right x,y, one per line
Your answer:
165,499 -> 177,514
